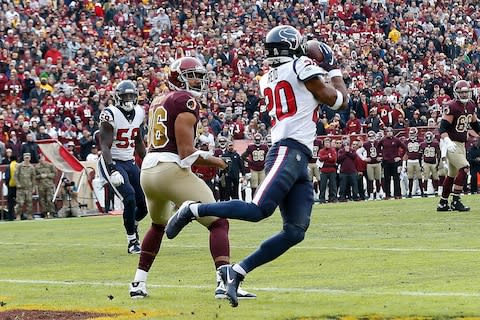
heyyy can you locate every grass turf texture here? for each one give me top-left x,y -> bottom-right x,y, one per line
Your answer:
1,195 -> 480,320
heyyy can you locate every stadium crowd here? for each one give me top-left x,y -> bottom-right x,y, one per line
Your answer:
1,0 -> 480,219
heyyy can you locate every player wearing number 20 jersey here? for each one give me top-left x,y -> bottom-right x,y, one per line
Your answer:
98,80 -> 148,254
165,25 -> 349,307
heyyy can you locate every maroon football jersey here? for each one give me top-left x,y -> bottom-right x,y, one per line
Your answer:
406,138 -> 422,160
309,138 -> 323,163
421,141 -> 440,164
147,91 -> 199,154
443,99 -> 478,143
244,143 -> 269,171
362,141 -> 381,164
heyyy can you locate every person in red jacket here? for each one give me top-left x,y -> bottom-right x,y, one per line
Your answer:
337,141 -> 359,201
318,138 -> 337,204
352,139 -> 367,200
345,111 -> 362,134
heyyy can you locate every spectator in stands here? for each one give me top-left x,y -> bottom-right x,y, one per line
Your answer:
364,108 -> 383,133
345,111 -> 362,134
86,145 -> 100,162
20,133 -> 40,163
79,129 -> 94,161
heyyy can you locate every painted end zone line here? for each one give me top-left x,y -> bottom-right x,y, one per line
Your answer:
1,279 -> 480,298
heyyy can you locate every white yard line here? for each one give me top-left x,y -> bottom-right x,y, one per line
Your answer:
1,279 -> 480,297
0,241 -> 479,252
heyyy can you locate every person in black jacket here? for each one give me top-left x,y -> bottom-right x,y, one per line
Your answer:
467,137 -> 480,194
19,133 -> 40,163
220,141 -> 245,200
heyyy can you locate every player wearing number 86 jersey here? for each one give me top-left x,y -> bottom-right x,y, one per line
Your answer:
130,57 -> 256,300
437,80 -> 480,212
98,80 -> 148,254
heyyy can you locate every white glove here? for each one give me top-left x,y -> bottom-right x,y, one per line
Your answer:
110,171 -> 124,187
441,137 -> 457,153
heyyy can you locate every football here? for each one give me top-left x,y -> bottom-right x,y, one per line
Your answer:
304,39 -> 324,64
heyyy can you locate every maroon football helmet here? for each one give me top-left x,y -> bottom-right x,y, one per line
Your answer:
453,79 -> 472,104
424,131 -> 434,143
168,57 -> 209,97
408,127 -> 418,140
367,130 -> 376,142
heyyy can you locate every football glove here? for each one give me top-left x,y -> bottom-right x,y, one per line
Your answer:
317,42 -> 337,72
110,171 -> 124,187
441,136 -> 457,153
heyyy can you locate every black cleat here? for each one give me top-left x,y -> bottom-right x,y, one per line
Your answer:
437,201 -> 450,212
215,269 -> 256,300
128,239 -> 141,254
450,200 -> 470,212
165,201 -> 196,239
217,265 -> 244,307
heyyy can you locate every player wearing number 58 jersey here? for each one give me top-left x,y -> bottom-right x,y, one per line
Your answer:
437,80 -> 480,212
129,57 -> 255,300
98,80 -> 148,254
166,25 -> 349,307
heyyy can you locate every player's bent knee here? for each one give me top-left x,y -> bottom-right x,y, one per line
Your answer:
283,224 -> 306,246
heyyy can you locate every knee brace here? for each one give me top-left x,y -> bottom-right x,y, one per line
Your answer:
283,223 -> 306,246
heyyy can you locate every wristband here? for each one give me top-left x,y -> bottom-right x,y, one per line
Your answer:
330,90 -> 343,110
107,163 -> 116,174
328,69 -> 342,78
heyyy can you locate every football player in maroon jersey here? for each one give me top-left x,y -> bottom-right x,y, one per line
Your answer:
241,133 -> 269,197
405,127 -> 426,198
437,80 -> 480,211
129,57 -> 255,300
420,131 -> 440,195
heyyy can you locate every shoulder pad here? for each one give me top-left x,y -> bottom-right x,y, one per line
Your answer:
295,56 -> 328,81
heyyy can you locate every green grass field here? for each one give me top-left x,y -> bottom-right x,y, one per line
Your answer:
1,195 -> 480,320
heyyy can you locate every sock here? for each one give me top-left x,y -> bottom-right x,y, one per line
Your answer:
138,223 -> 165,272
441,176 -> 454,199
127,234 -> 136,242
208,218 -> 230,269
233,264 -> 247,277
189,203 -> 200,218
133,269 -> 148,283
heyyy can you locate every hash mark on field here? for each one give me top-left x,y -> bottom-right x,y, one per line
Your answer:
2,279 -> 480,298
0,241 -> 479,252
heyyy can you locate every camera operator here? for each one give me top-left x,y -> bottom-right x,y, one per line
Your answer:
57,178 -> 81,218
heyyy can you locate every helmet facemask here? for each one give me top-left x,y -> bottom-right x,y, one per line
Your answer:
179,69 -> 209,98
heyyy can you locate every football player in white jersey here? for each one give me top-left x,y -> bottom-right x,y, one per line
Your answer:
98,80 -> 148,254
166,25 -> 348,307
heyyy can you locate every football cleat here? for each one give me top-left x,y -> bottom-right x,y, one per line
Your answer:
436,201 -> 450,212
128,239 -> 141,254
165,201 -> 197,239
129,281 -> 147,299
217,264 -> 244,307
450,200 -> 470,212
215,269 -> 256,300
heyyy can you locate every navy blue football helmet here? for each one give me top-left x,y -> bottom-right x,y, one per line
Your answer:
114,80 -> 138,112
264,25 -> 304,65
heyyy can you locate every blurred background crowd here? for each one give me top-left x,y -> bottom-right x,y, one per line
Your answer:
0,0 -> 479,163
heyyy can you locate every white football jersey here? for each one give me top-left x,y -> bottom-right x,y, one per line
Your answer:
99,105 -> 145,161
259,56 -> 324,153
